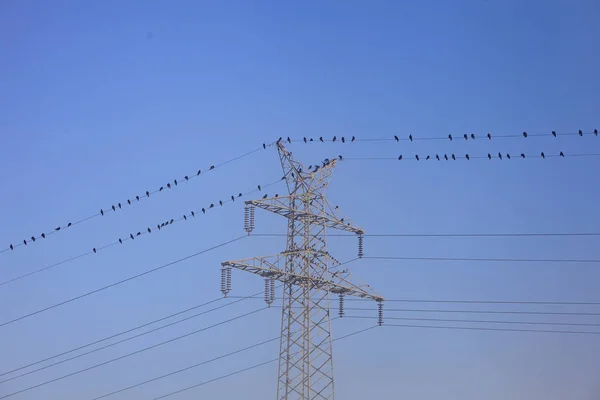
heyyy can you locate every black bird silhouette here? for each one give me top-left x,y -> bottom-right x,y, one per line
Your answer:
67,222 -> 72,227
119,238 -> 122,244
157,224 -> 161,230
448,134 -> 453,141
287,137 -> 291,143
333,136 -> 337,142
579,130 -> 583,136
93,248 -> 96,253
594,129 -> 598,136
210,165 -> 215,170
521,153 -> 525,158
451,154 -> 456,160
146,191 -> 150,197
201,208 -> 206,214
394,135 -> 399,141
258,185 -> 261,191
185,176 -> 189,181
130,234 -> 134,240
552,131 -> 557,137
487,133 -> 492,140
167,183 -> 171,189
263,143 -> 266,149
398,155 -> 403,160
463,134 -> 468,140
436,154 -> 440,160
409,134 -> 413,142
507,153 -> 511,159
9,244 -> 13,250
219,200 -> 223,206
210,203 -> 214,208
444,154 -> 448,160
238,193 -> 242,197
55,226 -> 60,231
128,199 -> 131,205
319,137 -> 324,142
148,228 -> 152,233
174,179 -> 178,186
112,205 -> 116,211
426,155 -> 430,160
41,233 -> 46,239
303,137 -> 307,143
291,172 -> 295,178
183,215 -> 187,221
341,137 -> 345,143
159,187 -> 163,192
471,134 -> 475,139
136,195 -> 140,201
31,236 -> 35,242
197,169 -> 201,176
498,152 -> 502,160
339,155 -> 343,160
351,136 -> 356,142
541,152 -> 545,158
314,166 -> 319,172
415,155 -> 420,161
137,232 -> 142,236
560,151 -> 565,157
231,195 -> 235,201
277,137 -> 282,143
263,194 -> 268,199
523,131 -> 527,138
275,194 -> 279,197
118,203 -> 122,209
170,219 -> 174,224
310,138 -> 313,141
191,211 -> 195,217
466,154 -> 470,160
23,239 -> 27,245
487,153 -> 492,159
162,222 -> 166,227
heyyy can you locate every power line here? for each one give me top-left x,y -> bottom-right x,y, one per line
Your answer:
0,176 -> 283,287
227,295 -> 600,306
0,296 -> 258,384
0,297 -> 221,379
345,307 -> 600,316
0,308 -> 268,400
344,152 -> 600,161
1,143 -> 276,255
382,323 -> 600,336
253,232 -> 600,238
285,130 -> 598,144
363,255 -> 600,264
345,315 -> 600,328
0,236 -> 247,329
152,325 -> 379,400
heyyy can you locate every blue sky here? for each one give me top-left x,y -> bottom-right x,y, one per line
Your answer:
1,0 -> 599,399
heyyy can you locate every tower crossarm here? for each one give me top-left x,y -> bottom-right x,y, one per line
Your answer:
245,198 -> 364,235
222,255 -> 383,302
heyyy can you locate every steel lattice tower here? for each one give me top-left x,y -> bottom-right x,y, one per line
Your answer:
220,142 -> 383,400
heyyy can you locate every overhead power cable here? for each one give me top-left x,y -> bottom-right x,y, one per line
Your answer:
0,236 -> 247,329
282,130 -> 598,144
0,308 -> 268,400
344,151 -> 600,162
227,295 -> 600,306
362,255 -> 600,264
151,324 -> 379,400
346,315 -> 600,329
252,231 -> 600,238
345,307 -> 600,317
0,176 -> 283,287
1,142 -> 276,255
382,323 -> 600,336
0,294 -> 264,384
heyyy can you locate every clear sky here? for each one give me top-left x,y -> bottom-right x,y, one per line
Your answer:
1,0 -> 599,399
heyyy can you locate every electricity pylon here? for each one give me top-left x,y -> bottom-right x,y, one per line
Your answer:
220,141 -> 383,400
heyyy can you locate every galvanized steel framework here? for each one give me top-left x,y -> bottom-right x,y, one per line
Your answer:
221,142 -> 383,399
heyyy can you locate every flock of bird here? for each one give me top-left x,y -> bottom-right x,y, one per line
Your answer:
395,151 -> 568,161
264,129 -> 598,147
4,129 -> 597,255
